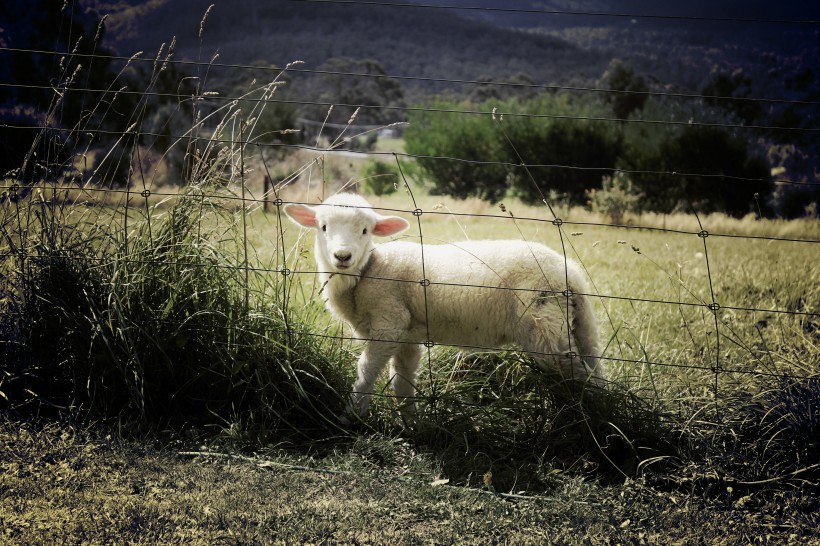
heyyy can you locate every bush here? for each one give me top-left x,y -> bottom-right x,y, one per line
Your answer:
405,95 -> 621,205
586,171 -> 643,224
404,99 -> 510,202
359,159 -> 399,196
502,94 -> 622,204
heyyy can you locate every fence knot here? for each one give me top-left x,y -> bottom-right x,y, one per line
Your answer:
280,267 -> 291,277
140,189 -> 151,198
562,288 -> 574,298
412,208 -> 423,217
273,198 -> 283,207
552,218 -> 563,227
423,340 -> 435,348
707,302 -> 720,312
566,351 -> 578,360
698,230 -> 709,239
419,278 -> 431,287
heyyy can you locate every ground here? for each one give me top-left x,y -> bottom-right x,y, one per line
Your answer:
1,419 -> 816,545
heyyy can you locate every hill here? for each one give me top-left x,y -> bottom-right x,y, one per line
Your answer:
90,0 -> 819,108
93,0 -> 610,90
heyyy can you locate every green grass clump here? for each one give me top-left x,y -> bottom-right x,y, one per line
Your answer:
0,185 -> 348,436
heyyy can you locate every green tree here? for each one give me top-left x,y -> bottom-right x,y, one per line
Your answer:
300,58 -> 405,130
605,61 -> 649,120
502,95 -> 622,205
405,99 -> 509,202
626,123 -> 770,216
405,95 -> 621,205
469,73 -> 539,103
702,72 -> 763,126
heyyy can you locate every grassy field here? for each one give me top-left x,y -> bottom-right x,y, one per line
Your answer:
2,172 -> 818,543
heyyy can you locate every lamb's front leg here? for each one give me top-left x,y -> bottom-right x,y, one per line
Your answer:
343,340 -> 398,422
390,343 -> 422,424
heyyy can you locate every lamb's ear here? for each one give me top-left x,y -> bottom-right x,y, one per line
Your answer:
283,203 -> 318,228
372,215 -> 409,237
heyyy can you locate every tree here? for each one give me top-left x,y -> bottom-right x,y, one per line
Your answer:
702,72 -> 763,126
404,99 -> 509,202
469,73 -> 539,103
629,125 -> 771,216
502,95 -> 622,205
605,61 -> 649,120
405,95 -> 622,205
506,117 -> 622,205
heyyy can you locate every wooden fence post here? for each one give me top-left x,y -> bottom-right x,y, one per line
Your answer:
263,175 -> 271,213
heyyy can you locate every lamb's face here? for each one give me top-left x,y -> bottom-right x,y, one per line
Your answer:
284,195 -> 409,274
314,207 -> 378,272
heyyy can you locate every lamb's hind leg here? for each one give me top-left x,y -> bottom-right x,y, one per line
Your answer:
390,343 -> 422,423
516,304 -> 594,384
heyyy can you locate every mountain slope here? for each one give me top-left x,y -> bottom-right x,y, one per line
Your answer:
96,0 -> 609,89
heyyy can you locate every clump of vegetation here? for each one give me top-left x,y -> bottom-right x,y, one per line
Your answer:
586,171 -> 643,224
405,93 -> 775,218
359,159 -> 399,196
404,95 -> 622,205
0,6 -> 349,434
0,185 -> 348,433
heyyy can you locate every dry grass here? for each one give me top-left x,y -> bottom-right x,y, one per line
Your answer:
2,418 -> 817,545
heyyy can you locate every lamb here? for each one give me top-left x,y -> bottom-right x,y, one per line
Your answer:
284,193 -> 605,422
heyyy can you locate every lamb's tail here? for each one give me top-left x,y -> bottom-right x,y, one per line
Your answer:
573,292 -> 606,387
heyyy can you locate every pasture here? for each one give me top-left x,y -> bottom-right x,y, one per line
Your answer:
2,171 -> 818,543
2,1 -> 818,540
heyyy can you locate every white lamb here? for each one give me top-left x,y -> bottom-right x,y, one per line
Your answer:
284,193 -> 605,422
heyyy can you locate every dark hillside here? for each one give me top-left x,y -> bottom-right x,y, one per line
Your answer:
91,0 -> 820,100
421,0 -> 820,32
96,0 -> 609,89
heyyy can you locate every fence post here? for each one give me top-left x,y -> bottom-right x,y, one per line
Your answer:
264,175 -> 271,213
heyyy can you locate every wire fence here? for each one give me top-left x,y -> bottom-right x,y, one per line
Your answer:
1,2 -> 818,431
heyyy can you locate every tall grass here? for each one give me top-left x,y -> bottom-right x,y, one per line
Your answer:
0,183 -> 350,435
0,31 -> 350,437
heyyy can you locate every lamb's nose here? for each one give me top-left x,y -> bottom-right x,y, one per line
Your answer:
334,251 -> 352,263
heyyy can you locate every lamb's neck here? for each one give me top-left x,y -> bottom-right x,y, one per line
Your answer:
318,255 -> 372,323
321,269 -> 358,308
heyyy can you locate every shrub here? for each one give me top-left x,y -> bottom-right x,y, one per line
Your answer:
586,171 -> 643,224
0,186 -> 348,431
617,98 -> 772,216
405,95 -> 621,205
504,111 -> 622,205
404,99 -> 510,202
359,159 -> 399,196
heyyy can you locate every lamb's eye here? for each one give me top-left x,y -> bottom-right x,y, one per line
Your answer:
322,225 -> 327,232
362,228 -> 368,235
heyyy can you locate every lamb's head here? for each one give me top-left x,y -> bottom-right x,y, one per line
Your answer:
284,193 -> 409,273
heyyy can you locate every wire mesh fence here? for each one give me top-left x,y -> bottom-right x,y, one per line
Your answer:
1,2 -> 818,486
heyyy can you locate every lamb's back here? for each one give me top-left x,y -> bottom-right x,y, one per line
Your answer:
356,240 -> 578,345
